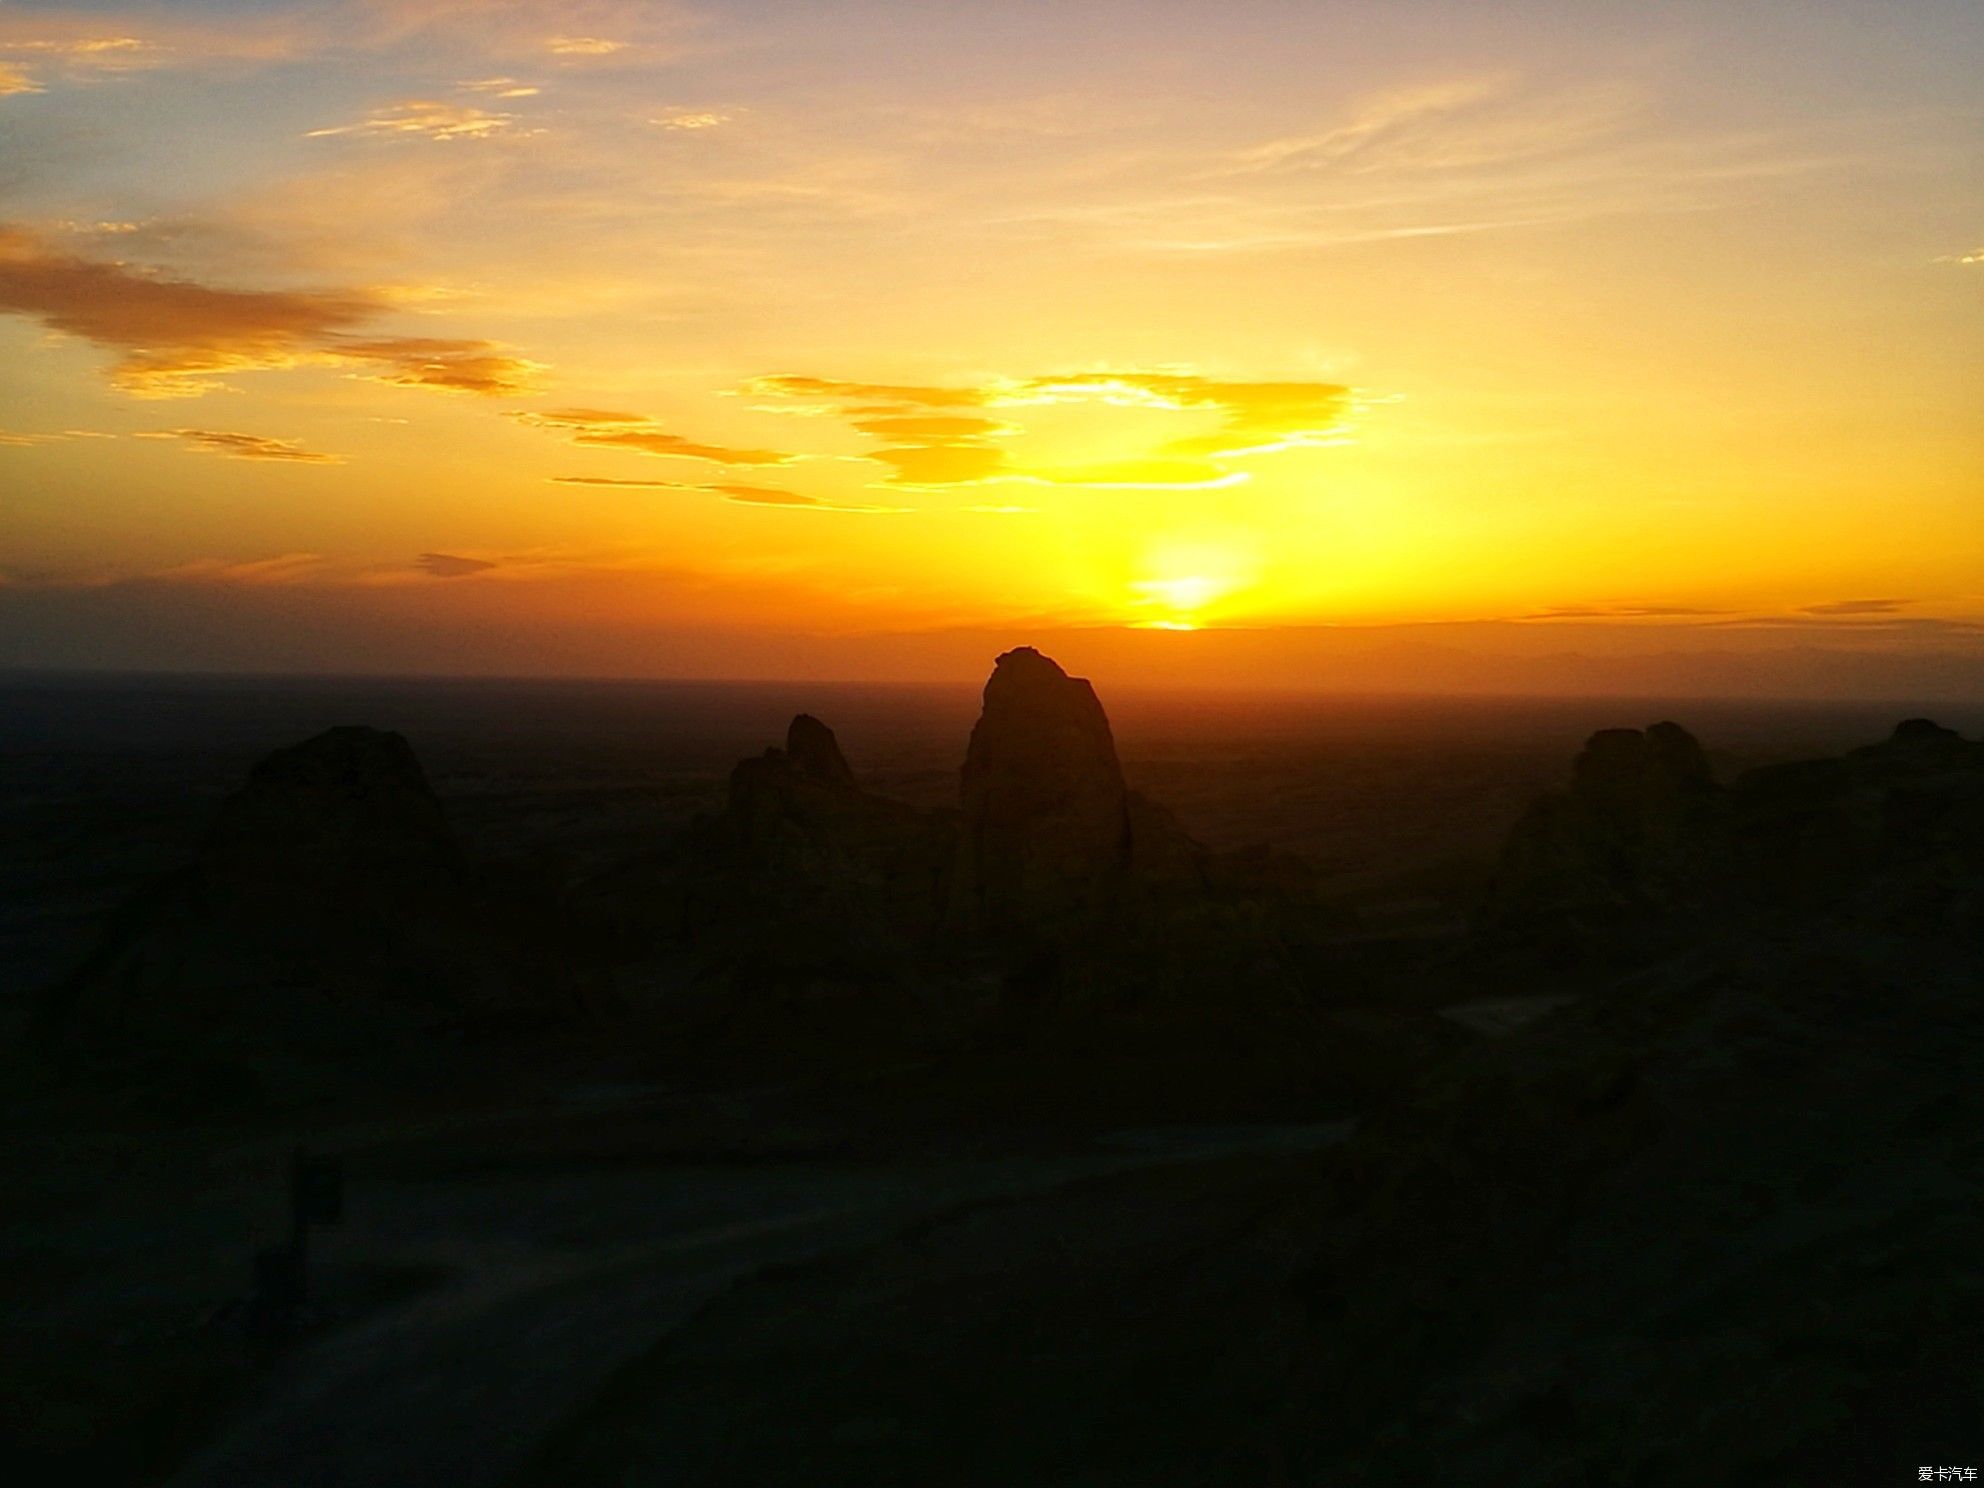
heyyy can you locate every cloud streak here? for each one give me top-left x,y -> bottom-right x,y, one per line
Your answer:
747,369 -> 1353,487
517,408 -> 794,465
1800,598 -> 1912,617
140,428 -> 341,462
416,551 -> 498,577
0,224 -> 537,397
548,474 -> 905,513
306,99 -> 526,141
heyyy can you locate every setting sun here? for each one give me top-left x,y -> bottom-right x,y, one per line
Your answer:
6,8 -> 1984,1482
0,0 -> 1977,695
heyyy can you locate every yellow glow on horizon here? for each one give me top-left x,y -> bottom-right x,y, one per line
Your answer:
0,1 -> 1979,682
1125,538 -> 1260,629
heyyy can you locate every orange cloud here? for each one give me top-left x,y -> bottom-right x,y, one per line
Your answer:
0,35 -> 153,91
847,415 -> 1010,440
515,408 -> 793,465
746,368 -> 1354,487
652,108 -> 729,131
0,224 -> 536,397
306,99 -> 525,141
140,429 -> 341,463
548,474 -> 905,513
545,474 -> 672,486
745,375 -> 988,409
868,443 -> 1012,485
1002,373 -> 1352,456
152,552 -> 325,586
1800,598 -> 1912,617
416,552 -> 499,578
459,76 -> 540,97
345,337 -> 541,394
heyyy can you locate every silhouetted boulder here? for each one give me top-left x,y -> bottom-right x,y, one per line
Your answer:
1487,715 -> 1984,950
949,647 -> 1134,932
37,727 -> 577,1081
681,714 -> 955,973
948,647 -> 1206,937
1732,717 -> 1984,931
202,725 -> 464,899
1485,721 -> 1726,938
781,712 -> 857,788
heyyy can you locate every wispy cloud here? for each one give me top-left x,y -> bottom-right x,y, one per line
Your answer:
0,34 -> 156,93
459,76 -> 540,98
1801,598 -> 1912,617
416,551 -> 498,577
306,99 -> 529,142
548,474 -> 906,513
138,428 -> 340,463
0,223 -> 537,397
1212,77 -> 1637,179
153,552 -> 325,586
1007,75 -> 1876,256
652,107 -> 730,131
516,408 -> 794,465
0,426 -> 107,446
345,337 -> 541,394
546,36 -> 625,56
1518,603 -> 1731,622
747,369 -> 1352,487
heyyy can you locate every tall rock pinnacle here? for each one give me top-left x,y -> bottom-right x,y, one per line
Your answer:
950,647 -> 1134,933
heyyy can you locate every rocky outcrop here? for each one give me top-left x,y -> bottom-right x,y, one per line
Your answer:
948,647 -> 1205,936
1732,717 -> 1984,933
1484,721 -> 1726,938
201,725 -> 465,900
1487,715 -> 1984,948
38,727 -> 575,1078
670,649 -> 1330,1031
680,714 -> 954,972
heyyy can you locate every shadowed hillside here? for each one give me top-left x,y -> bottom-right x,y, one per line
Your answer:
6,655 -> 1983,1485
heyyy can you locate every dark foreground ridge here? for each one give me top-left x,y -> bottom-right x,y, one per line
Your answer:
12,656 -> 1984,1485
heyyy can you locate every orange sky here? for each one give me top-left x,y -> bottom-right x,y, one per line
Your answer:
2,1 -> 1981,692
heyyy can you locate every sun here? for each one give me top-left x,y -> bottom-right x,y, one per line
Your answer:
1130,574 -> 1226,629
1127,540 -> 1257,629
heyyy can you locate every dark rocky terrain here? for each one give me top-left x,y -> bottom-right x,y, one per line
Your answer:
4,656 -> 1981,1485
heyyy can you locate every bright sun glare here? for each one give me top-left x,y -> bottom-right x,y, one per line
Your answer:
1131,574 -> 1227,628
1128,541 -> 1256,629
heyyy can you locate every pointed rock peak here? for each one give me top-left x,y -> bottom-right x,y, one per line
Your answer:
963,648 -> 1121,798
978,646 -> 1111,737
1890,718 -> 1962,748
1859,716 -> 1981,771
1645,721 -> 1713,782
785,713 -> 856,787
247,725 -> 429,793
953,648 -> 1132,932
990,644 -> 1066,685
1573,722 -> 1711,795
204,725 -> 461,889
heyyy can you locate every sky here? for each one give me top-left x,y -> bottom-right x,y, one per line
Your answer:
1,0 -> 1980,692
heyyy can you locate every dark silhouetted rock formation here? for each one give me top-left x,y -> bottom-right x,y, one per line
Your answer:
680,713 -> 954,973
948,646 -> 1205,936
670,648 -> 1340,1043
949,646 -> 1136,933
38,727 -> 576,1085
1484,721 -> 1726,939
1267,719 -> 1984,1480
1488,715 -> 1984,948
202,726 -> 465,899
